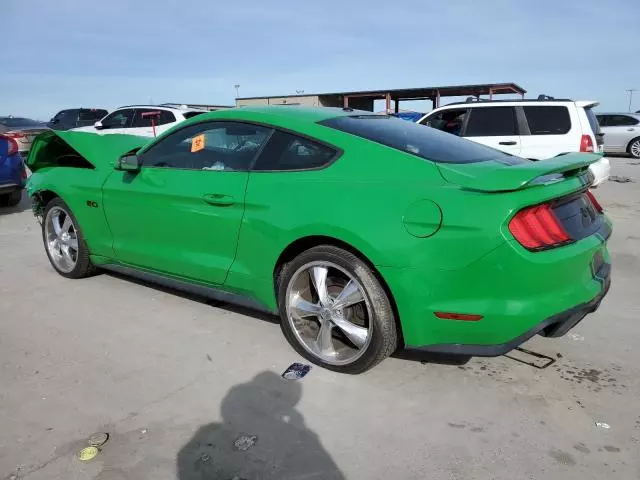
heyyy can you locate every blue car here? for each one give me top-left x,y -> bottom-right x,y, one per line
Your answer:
0,134 -> 26,207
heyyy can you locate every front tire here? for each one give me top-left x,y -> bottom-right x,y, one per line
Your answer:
0,190 -> 22,207
277,245 -> 398,374
42,198 -> 96,279
627,137 -> 640,159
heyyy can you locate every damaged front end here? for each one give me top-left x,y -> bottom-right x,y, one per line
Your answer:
26,130 -> 150,223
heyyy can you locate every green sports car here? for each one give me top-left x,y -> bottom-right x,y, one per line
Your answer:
26,106 -> 612,373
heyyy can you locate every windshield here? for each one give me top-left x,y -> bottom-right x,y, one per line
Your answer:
320,115 -> 526,164
0,117 -> 43,128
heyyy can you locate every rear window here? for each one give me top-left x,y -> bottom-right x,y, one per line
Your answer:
584,107 -> 601,135
319,115 -> 522,164
78,109 -> 107,121
184,111 -> 207,119
523,106 -> 571,135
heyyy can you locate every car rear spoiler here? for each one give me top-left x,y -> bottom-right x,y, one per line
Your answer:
437,153 -> 602,192
27,130 -> 149,172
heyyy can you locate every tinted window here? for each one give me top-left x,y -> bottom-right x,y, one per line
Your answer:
253,130 -> 336,170
419,108 -> 468,136
101,109 -> 135,129
320,115 -> 523,164
78,109 -> 107,121
606,115 -> 639,127
465,107 -> 517,136
584,108 -> 601,134
141,121 -> 271,171
184,111 -> 207,119
523,106 -> 571,135
158,110 -> 176,125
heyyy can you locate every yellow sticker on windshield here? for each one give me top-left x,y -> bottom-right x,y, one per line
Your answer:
191,134 -> 205,152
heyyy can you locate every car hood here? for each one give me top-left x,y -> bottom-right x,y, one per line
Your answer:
436,153 -> 603,192
27,130 -> 149,172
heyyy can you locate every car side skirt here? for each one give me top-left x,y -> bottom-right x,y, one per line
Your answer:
100,263 -> 277,315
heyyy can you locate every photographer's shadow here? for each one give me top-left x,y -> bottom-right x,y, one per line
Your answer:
177,371 -> 344,480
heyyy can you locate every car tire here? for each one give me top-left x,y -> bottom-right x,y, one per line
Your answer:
0,190 -> 22,207
42,197 -> 96,279
627,137 -> 640,159
277,245 -> 398,374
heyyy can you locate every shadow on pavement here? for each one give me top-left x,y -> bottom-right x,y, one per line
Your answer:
176,371 -> 345,480
0,190 -> 31,215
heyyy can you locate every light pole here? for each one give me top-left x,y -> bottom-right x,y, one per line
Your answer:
626,89 -> 638,112
234,84 -> 240,99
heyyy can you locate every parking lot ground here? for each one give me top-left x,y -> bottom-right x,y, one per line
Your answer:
1,157 -> 639,480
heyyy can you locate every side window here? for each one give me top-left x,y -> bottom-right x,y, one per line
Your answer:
465,107 -> 517,137
101,109 -> 135,129
596,115 -> 607,127
420,108 -> 468,136
607,115 -> 639,127
253,130 -> 336,171
523,106 -> 571,135
78,109 -> 107,122
158,110 -> 176,125
141,121 -> 271,171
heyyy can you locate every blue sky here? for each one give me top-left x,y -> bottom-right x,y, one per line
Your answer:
3,0 -> 639,119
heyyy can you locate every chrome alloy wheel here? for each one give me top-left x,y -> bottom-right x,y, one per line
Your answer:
285,261 -> 373,365
44,206 -> 79,273
630,139 -> 640,158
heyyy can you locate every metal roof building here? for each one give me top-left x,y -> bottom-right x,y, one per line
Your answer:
236,83 -> 526,112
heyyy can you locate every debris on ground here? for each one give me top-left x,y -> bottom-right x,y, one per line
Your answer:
595,422 -> 611,429
568,333 -> 585,341
282,363 -> 311,380
608,175 -> 634,183
234,435 -> 257,451
88,432 -> 109,447
77,446 -> 100,461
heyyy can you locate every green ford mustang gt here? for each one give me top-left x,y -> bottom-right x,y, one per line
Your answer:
26,106 -> 612,373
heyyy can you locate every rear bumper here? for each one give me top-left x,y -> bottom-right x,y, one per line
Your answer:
380,215 -> 612,351
0,182 -> 23,193
589,157 -> 610,187
406,266 -> 610,357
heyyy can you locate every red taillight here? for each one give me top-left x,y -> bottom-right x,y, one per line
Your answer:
509,203 -> 571,250
580,134 -> 594,153
586,190 -> 603,213
0,135 -> 19,156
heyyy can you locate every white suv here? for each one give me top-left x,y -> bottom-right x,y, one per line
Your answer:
417,97 -> 610,186
72,105 -> 206,137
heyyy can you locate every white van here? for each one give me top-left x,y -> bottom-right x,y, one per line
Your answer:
417,97 -> 610,186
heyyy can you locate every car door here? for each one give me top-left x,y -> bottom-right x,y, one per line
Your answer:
130,108 -> 161,137
101,121 -> 273,284
518,105 -> 574,159
599,114 -> 639,153
98,109 -> 136,135
462,106 -> 522,156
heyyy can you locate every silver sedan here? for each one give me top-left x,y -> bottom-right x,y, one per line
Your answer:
596,113 -> 640,158
0,116 -> 49,155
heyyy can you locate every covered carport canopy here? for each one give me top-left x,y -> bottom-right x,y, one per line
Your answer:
342,83 -> 526,112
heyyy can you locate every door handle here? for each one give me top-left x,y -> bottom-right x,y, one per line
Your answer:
499,141 -> 517,146
627,128 -> 635,132
202,194 -> 235,206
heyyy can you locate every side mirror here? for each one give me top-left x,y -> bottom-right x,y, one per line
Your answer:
94,121 -> 104,130
115,153 -> 141,172
50,118 -> 59,125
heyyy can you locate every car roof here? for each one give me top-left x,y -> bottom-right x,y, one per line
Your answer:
115,104 -> 203,112
182,106 -> 367,123
596,112 -> 640,116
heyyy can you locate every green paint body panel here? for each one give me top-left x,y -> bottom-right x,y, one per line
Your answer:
26,107 -> 612,351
